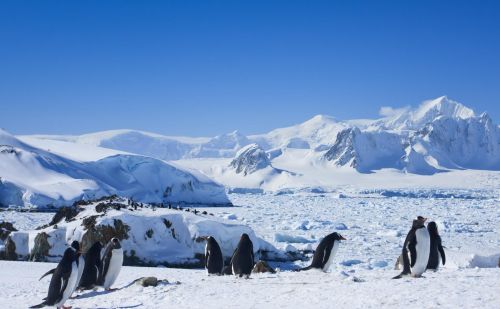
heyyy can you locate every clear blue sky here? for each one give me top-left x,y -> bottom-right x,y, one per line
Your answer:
1,0 -> 499,136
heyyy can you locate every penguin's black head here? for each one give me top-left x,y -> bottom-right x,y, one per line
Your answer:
413,216 -> 427,228
241,233 -> 250,241
332,232 -> 346,241
70,240 -> 80,252
417,216 -> 427,223
427,221 -> 439,235
63,246 -> 77,261
111,237 -> 122,249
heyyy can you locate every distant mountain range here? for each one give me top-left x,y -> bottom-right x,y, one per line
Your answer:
23,96 -> 499,173
2,96 -> 499,206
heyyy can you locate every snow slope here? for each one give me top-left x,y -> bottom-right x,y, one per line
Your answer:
0,129 -> 230,208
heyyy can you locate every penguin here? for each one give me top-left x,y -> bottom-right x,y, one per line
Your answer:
30,245 -> 79,309
230,233 -> 254,278
38,241 -> 84,296
426,221 -> 446,270
205,236 -> 224,275
393,216 -> 430,279
98,238 -> 123,290
71,241 -> 85,294
77,241 -> 103,290
300,232 -> 346,272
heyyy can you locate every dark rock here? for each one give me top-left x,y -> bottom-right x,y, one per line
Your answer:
0,236 -> 17,260
136,276 -> 161,287
30,232 -> 50,262
252,260 -> 276,274
48,206 -> 80,226
81,218 -> 130,252
0,221 -> 17,241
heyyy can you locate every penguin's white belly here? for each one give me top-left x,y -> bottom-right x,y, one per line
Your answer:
75,255 -> 85,289
412,228 -> 430,276
56,261 -> 78,307
104,248 -> 123,289
322,241 -> 340,272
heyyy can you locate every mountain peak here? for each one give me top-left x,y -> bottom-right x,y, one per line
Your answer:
413,96 -> 475,123
305,114 -> 336,124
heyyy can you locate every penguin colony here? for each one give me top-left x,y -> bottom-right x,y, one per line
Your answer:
30,216 -> 445,308
31,238 -> 124,309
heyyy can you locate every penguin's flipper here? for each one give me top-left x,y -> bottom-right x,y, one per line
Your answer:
322,241 -> 334,266
438,236 -> 446,265
39,268 -> 56,281
409,241 -> 417,267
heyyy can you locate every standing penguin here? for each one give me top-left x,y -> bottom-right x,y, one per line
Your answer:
300,232 -> 346,272
393,216 -> 430,279
426,221 -> 446,270
230,233 -> 254,278
77,241 -> 103,290
98,238 -> 123,290
205,236 -> 224,275
38,241 -> 83,285
30,245 -> 79,308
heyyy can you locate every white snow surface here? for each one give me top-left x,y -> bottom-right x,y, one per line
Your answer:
0,192 -> 499,308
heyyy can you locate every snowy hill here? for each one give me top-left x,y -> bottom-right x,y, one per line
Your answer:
0,129 -> 230,208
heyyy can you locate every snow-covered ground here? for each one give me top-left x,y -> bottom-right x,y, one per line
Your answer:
1,193 -> 499,308
0,260 -> 498,309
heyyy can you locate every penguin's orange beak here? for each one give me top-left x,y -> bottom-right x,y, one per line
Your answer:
340,235 -> 347,240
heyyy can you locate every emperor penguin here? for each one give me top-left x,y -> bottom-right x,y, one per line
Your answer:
30,245 -> 79,308
300,232 -> 346,272
205,236 -> 224,275
230,233 -> 254,278
393,216 -> 430,279
98,238 -> 123,290
426,221 -> 446,270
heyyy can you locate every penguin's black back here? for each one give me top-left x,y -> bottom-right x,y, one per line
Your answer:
206,237 -> 224,274
230,234 -> 254,277
306,233 -> 336,269
46,248 -> 76,305
427,222 -> 445,270
78,241 -> 103,289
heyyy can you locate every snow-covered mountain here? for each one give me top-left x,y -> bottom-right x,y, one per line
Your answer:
0,129 -> 230,208
322,96 -> 500,173
13,96 -> 500,192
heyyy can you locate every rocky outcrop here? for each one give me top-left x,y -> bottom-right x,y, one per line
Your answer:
30,232 -> 51,262
229,144 -> 272,175
323,128 -> 358,168
7,198 -> 284,267
252,260 -> 276,273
